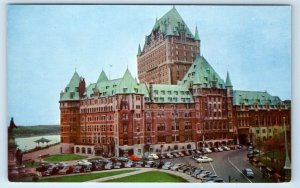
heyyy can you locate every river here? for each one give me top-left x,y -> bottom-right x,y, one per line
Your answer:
15,135 -> 60,151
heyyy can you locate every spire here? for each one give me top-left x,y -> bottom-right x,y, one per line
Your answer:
137,44 -> 141,56
225,71 -> 233,87
97,70 -> 108,83
194,26 -> 200,41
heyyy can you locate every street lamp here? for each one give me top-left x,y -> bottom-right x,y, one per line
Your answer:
160,144 -> 163,163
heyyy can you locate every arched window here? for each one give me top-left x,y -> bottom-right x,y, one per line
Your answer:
76,147 -> 80,153
187,144 -> 191,149
87,148 -> 92,154
81,147 -> 86,154
174,145 -> 178,150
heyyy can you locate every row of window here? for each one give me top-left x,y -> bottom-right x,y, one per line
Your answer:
80,106 -> 113,113
81,124 -> 114,132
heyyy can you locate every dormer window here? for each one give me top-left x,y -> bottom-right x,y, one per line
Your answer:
123,88 -> 128,93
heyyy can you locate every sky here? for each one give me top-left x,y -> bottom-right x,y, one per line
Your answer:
7,5 -> 291,125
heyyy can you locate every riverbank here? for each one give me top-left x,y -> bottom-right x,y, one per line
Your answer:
12,125 -> 60,138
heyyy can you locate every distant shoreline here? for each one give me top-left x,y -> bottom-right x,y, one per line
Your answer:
11,125 -> 60,138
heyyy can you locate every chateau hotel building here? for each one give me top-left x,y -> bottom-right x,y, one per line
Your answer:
59,7 -> 290,156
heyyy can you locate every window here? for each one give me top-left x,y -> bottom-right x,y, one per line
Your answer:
172,122 -> 179,130
136,96 -> 141,100
172,135 -> 179,142
146,123 -> 151,131
101,125 -> 106,131
256,130 -> 260,134
123,124 -> 128,133
122,113 -> 128,120
136,105 -> 141,109
136,113 -> 141,118
157,123 -> 165,131
185,122 -> 192,130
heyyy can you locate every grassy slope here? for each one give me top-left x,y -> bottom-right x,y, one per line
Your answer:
39,170 -> 137,182
44,154 -> 87,162
12,125 -> 60,138
105,171 -> 188,182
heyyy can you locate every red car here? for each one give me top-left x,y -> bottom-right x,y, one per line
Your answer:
128,155 -> 142,161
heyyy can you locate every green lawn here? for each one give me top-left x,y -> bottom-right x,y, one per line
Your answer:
105,171 -> 188,182
39,170 -> 137,182
43,154 -> 87,162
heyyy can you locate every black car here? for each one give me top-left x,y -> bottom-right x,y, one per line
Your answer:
73,165 -> 84,173
42,165 -> 59,176
243,168 -> 254,178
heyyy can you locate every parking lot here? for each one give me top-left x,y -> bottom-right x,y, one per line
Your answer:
35,148 -> 268,183
163,149 -> 268,183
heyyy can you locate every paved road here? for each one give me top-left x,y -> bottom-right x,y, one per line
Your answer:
163,149 -> 268,183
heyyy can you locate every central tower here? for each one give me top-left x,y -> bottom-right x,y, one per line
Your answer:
137,7 -> 201,84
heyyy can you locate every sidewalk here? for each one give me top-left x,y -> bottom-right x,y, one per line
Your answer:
88,168 -> 153,182
87,168 -> 201,183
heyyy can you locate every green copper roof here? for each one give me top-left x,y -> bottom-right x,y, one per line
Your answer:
225,71 -> 233,87
151,7 -> 194,38
194,26 -> 200,41
60,71 -> 80,101
233,90 -> 285,106
137,44 -> 141,56
97,70 -> 108,83
180,56 -> 226,89
90,69 -> 148,98
151,84 -> 194,103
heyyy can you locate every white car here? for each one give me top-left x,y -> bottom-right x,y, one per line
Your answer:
149,153 -> 159,160
77,159 -> 92,166
222,146 -> 230,151
217,147 -> 223,152
196,156 -> 213,163
203,148 -> 212,153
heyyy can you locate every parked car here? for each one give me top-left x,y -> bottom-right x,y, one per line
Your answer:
58,166 -> 73,175
217,147 -> 223,152
145,161 -> 155,168
201,174 -> 218,182
178,165 -> 189,173
178,152 -> 185,157
128,155 -> 142,161
203,148 -> 212,153
243,168 -> 254,178
206,177 -> 225,183
154,161 -> 164,169
162,161 -> 173,170
195,156 -> 213,163
182,150 -> 189,156
222,146 -> 230,151
191,168 -> 204,177
56,162 -> 68,169
170,164 -> 183,171
157,154 -> 166,159
172,152 -> 180,158
117,157 -> 129,162
104,162 -> 113,170
77,160 -> 92,166
133,161 -> 144,168
165,153 -> 174,159
36,163 -> 51,173
148,153 -> 159,160
83,165 -> 92,172
124,160 -> 134,168
42,164 -> 59,176
73,165 -> 84,173
196,171 -> 213,179
185,166 -> 197,175
195,150 -> 202,155
113,162 -> 122,169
